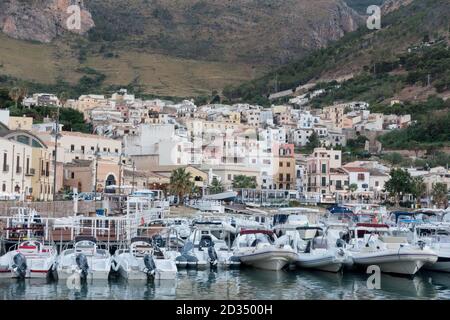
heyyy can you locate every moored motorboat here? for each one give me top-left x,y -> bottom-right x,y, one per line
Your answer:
415,224 -> 450,272
0,240 -> 57,279
232,229 -> 296,271
57,236 -> 112,280
288,226 -> 350,273
348,223 -> 438,276
113,237 -> 177,280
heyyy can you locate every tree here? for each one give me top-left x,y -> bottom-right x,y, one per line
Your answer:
209,177 -> 224,194
232,175 -> 257,189
305,131 -> 320,151
348,183 -> 358,200
385,168 -> 412,207
432,183 -> 448,208
410,176 -> 426,206
8,87 -> 23,109
58,91 -> 69,107
169,168 -> 193,205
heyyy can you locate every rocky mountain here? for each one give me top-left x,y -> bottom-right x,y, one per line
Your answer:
1,0 -> 361,64
224,0 -> 450,104
0,0 -> 94,43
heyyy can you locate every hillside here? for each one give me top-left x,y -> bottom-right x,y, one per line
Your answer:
0,0 -> 362,97
224,0 -> 450,105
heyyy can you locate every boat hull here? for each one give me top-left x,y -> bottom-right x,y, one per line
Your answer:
295,254 -> 343,273
57,269 -> 110,280
237,250 -> 297,271
351,251 -> 438,275
424,256 -> 450,273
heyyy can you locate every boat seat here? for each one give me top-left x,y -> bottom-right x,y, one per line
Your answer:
380,236 -> 407,244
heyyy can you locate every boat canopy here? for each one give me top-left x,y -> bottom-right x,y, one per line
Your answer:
327,206 -> 354,214
130,236 -> 152,244
390,211 -> 416,223
74,235 -> 97,243
240,229 -> 273,235
355,223 -> 390,229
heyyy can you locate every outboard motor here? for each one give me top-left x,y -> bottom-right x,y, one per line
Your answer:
12,253 -> 27,279
199,237 -> 213,250
143,254 -> 156,278
417,240 -> 426,250
207,246 -> 218,268
152,234 -> 164,248
76,253 -> 89,280
336,239 -> 346,248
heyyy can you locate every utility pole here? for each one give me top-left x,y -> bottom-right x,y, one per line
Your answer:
51,107 -> 61,217
131,160 -> 135,194
118,153 -> 123,213
94,143 -> 99,206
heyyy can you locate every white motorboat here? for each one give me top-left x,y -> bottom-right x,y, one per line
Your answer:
415,224 -> 450,272
57,236 -> 112,280
0,240 -> 57,279
173,222 -> 240,269
232,229 -> 296,271
272,208 -> 312,237
285,226 -> 350,273
112,237 -> 177,280
348,223 -> 438,276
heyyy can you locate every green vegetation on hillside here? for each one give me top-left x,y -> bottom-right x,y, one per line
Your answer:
223,0 -> 450,105
0,88 -> 91,133
378,110 -> 450,150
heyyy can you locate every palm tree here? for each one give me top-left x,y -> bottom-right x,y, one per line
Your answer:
410,176 -> 426,207
432,183 -> 448,209
58,91 -> 69,107
209,177 -> 224,194
8,87 -> 23,109
169,168 -> 193,205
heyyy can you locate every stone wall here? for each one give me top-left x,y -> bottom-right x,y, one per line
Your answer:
0,201 -> 96,217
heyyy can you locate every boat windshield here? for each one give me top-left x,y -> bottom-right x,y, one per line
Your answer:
238,233 -> 273,247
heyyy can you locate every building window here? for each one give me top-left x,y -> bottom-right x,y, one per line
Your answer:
279,161 -> 283,167
322,164 -> 327,174
357,173 -> 365,181
71,145 -> 75,152
375,181 -> 379,187
2,183 -> 5,192
335,155 -> 339,160
3,153 -> 8,171
279,173 -> 283,181
321,177 -> 326,187
81,146 -> 85,154
286,174 -> 291,182
46,162 -> 49,177
228,174 -> 232,181
26,158 -> 30,174
71,172 -> 75,179
287,162 -> 291,167
16,156 -> 20,173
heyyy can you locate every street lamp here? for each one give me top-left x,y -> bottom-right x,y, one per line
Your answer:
50,106 -> 62,216
94,143 -> 100,206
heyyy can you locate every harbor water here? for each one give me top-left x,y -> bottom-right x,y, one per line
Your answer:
1,269 -> 450,300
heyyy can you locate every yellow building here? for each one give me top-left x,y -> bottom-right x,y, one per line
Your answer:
8,116 -> 33,131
